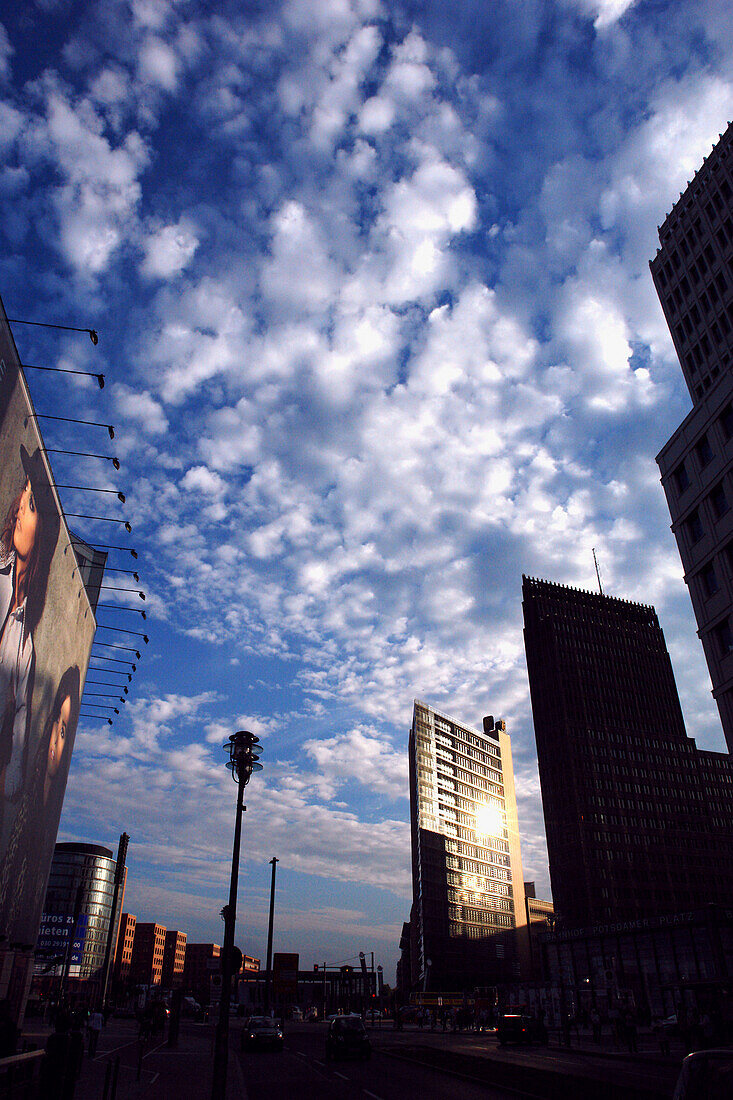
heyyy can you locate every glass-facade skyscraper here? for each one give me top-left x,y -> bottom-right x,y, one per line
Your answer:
408,700 -> 528,992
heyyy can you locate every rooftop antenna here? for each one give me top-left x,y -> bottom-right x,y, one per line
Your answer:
592,547 -> 603,595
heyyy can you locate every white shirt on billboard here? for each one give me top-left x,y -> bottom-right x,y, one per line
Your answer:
0,549 -> 33,800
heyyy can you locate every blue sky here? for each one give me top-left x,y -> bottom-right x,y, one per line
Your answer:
2,0 -> 733,982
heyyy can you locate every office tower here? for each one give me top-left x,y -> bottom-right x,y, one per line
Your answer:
37,843 -> 119,981
408,700 -> 529,991
162,929 -> 187,988
113,912 -> 136,988
129,922 -> 167,986
523,883 -> 554,982
652,122 -> 733,752
522,576 -> 733,929
183,943 -> 221,1006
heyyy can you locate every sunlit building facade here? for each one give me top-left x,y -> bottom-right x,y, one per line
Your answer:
408,701 -> 529,991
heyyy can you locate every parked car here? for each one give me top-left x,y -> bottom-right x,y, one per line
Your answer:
325,1015 -> 371,1061
673,1049 -> 733,1099
497,1013 -> 546,1045
241,1016 -> 284,1051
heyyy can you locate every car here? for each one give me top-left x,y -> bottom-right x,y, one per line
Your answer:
325,1015 -> 371,1061
672,1049 -> 733,1099
241,1016 -> 284,1051
497,1013 -> 545,1046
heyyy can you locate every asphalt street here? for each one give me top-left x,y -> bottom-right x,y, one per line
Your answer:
235,1023 -> 521,1100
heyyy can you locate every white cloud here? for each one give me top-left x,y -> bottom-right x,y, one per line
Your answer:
0,23 -> 13,82
180,465 -> 226,496
113,383 -> 169,434
141,219 -> 199,279
138,36 -> 180,92
568,0 -> 638,29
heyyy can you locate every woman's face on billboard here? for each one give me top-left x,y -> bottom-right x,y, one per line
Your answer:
47,695 -> 71,780
14,480 -> 38,562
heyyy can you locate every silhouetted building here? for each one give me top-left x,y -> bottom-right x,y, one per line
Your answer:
129,922 -> 166,986
523,882 -> 554,982
408,700 -> 529,992
522,576 -> 733,929
183,942 -> 220,1005
652,122 -> 733,753
161,929 -> 187,989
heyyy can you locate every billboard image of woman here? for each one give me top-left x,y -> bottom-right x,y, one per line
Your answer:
0,666 -> 81,937
0,446 -> 60,829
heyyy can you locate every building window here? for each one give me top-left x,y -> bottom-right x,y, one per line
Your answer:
700,562 -> 720,598
696,435 -> 714,468
720,403 -> 733,441
710,482 -> 730,519
673,463 -> 690,494
687,509 -> 704,544
714,618 -> 733,656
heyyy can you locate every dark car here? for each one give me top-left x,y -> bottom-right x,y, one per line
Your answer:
325,1015 -> 371,1061
241,1016 -> 284,1051
497,1013 -> 545,1046
673,1049 -> 733,1099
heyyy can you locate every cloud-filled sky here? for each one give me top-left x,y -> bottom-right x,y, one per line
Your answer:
2,0 -> 733,980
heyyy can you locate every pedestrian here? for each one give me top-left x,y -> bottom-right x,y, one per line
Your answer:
87,1008 -> 103,1057
65,1015 -> 84,1099
40,1015 -> 71,1100
623,1011 -> 638,1053
590,1007 -> 601,1043
561,1012 -> 572,1047
0,998 -> 18,1058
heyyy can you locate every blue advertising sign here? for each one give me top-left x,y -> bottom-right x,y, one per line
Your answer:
37,912 -> 88,965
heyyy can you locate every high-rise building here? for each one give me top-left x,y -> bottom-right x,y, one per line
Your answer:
129,922 -> 167,986
37,843 -> 119,983
523,883 -> 554,983
522,575 -> 733,928
652,121 -> 733,753
408,700 -> 529,992
161,930 -> 187,989
183,942 -> 221,1006
113,912 -> 136,988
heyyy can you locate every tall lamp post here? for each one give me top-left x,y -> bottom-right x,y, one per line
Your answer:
211,730 -> 262,1100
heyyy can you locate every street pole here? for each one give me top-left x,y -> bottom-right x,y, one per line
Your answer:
211,731 -> 262,1100
264,857 -> 278,1016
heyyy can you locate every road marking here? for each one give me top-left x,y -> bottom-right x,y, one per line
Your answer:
142,1040 -> 166,1060
313,1059 -> 325,1066
295,1051 -> 307,1059
148,1073 -> 160,1086
363,1092 -> 385,1100
232,1047 -> 248,1100
334,1071 -> 349,1080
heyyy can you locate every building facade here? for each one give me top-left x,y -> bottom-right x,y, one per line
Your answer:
523,882 -> 554,983
183,943 -> 220,1006
129,922 -> 167,987
522,576 -> 733,930
161,929 -> 187,989
113,912 -> 136,988
408,700 -> 529,992
37,843 -> 118,984
652,121 -> 733,753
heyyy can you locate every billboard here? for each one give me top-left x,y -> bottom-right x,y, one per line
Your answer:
0,299 -> 96,948
37,912 -> 89,968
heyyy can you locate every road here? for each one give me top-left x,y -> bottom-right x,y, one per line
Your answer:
234,1023 -> 521,1100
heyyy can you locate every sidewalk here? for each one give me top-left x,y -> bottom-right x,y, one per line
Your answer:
19,1017 -> 245,1100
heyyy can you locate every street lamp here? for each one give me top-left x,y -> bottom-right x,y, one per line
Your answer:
211,731 -> 262,1100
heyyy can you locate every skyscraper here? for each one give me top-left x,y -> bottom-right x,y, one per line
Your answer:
408,700 -> 528,991
652,121 -> 733,752
522,575 -> 733,929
